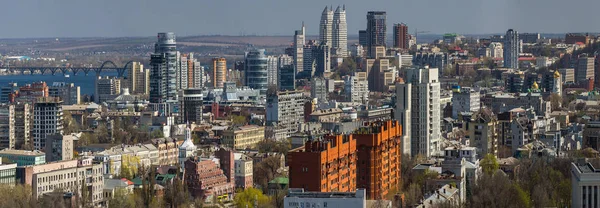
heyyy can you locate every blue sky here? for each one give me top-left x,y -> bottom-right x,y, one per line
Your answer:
1,0 -> 598,38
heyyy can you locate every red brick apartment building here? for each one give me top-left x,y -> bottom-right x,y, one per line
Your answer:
289,120 -> 402,199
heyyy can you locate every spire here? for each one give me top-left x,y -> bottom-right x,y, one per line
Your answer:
322,6 -> 328,14
343,4 -> 346,11
335,5 -> 341,13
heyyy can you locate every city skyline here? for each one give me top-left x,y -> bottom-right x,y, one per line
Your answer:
1,0 -> 600,38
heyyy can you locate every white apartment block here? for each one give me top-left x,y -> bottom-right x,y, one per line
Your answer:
344,72 -> 368,104
266,91 -> 305,140
285,188 -> 367,208
400,66 -> 441,157
452,87 -> 480,119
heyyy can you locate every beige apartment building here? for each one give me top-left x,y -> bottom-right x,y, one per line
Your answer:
223,125 -> 265,150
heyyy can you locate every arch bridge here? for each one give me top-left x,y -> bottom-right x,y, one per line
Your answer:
6,61 -> 135,77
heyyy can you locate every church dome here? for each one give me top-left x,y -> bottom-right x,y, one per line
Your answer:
554,70 -> 561,78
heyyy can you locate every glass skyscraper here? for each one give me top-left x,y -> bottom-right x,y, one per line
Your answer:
244,49 -> 269,95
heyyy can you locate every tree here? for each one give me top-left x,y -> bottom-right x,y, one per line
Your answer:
480,153 -> 499,175
95,123 -> 110,143
549,93 -> 562,111
234,188 -> 271,208
403,183 -> 422,207
151,129 -> 165,138
257,139 -> 291,154
254,156 -> 283,193
0,184 -> 37,208
230,115 -> 248,126
164,178 -> 192,208
62,110 -> 80,134
109,188 -> 137,208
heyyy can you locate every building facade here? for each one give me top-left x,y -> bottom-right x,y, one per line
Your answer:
95,76 -> 121,103
212,57 -> 227,89
0,104 -> 15,149
366,11 -> 387,58
345,72 -> 369,104
222,125 -> 265,150
313,44 -> 331,77
398,67 -> 441,157
0,149 -> 45,166
284,188 -> 367,208
184,157 -> 235,200
180,88 -> 203,124
245,49 -> 269,95
128,62 -> 150,95
234,153 -> 253,189
33,97 -> 64,150
278,65 -> 296,91
44,134 -> 74,162
576,56 -> 594,84
294,23 -> 305,74
266,91 -> 305,140
503,29 -> 520,69
571,160 -> 600,208
319,6 -> 333,46
393,23 -> 408,49
332,5 -> 348,57
150,32 -> 178,103
451,87 -> 480,119
48,82 -> 80,105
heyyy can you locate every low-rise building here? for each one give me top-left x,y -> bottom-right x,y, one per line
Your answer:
571,160 -> 600,208
184,157 -> 235,201
222,125 -> 265,150
45,133 -> 75,162
284,188 -> 367,208
0,157 -> 17,184
0,149 -> 46,166
234,153 -> 253,189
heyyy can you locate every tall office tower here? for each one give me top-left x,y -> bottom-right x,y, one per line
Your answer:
150,32 -> 178,103
128,62 -> 150,95
294,23 -> 305,74
33,97 -> 63,150
13,103 -> 31,149
181,88 -> 203,124
313,44 -> 331,77
393,23 -> 408,49
244,49 -> 269,94
48,82 -> 80,105
358,30 -> 367,46
332,5 -> 348,57
319,6 -> 333,46
188,53 -> 203,89
212,58 -> 227,89
503,29 -> 520,69
303,41 -> 316,74
278,65 -> 296,91
95,76 -> 121,103
0,104 -> 15,149
366,11 -> 387,58
398,66 -> 441,157
576,56 -> 594,84
394,79 -> 412,157
278,54 -> 293,82
176,52 -> 189,90
267,56 -> 279,87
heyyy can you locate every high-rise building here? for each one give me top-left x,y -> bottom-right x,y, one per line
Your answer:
212,57 -> 227,89
266,91 -> 305,139
180,88 -> 203,124
319,6 -> 333,46
278,54 -> 293,73
150,32 -> 178,103
393,23 -> 408,49
48,82 -> 80,105
366,11 -> 387,58
188,53 -> 203,89
397,66 -> 441,157
313,44 -> 331,77
488,42 -> 503,58
358,30 -> 367,46
13,103 -> 31,149
177,52 -> 189,90
244,49 -> 269,94
32,97 -> 63,150
0,104 -> 15,149
289,134 -> 357,192
294,23 -> 306,74
303,41 -> 316,75
332,5 -> 348,57
267,56 -> 279,87
278,65 -> 296,91
128,62 -> 150,95
460,108 -> 498,157
519,33 -> 540,44
394,79 -> 412,156
503,29 -> 520,69
576,56 -> 595,84
95,76 -> 121,103
345,72 -> 369,103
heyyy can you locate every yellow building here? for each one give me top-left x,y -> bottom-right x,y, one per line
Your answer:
223,125 -> 265,150
212,58 -> 227,88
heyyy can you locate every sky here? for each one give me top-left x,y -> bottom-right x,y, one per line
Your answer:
1,0 -> 599,38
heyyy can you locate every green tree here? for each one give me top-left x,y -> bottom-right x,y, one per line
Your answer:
480,153 -> 499,175
164,178 -> 192,208
151,129 -> 165,138
109,188 -> 137,208
230,115 -> 248,126
234,188 -> 270,208
0,184 -> 37,208
62,110 -> 80,134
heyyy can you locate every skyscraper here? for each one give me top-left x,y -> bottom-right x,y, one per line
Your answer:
188,53 -> 203,89
244,49 -> 269,94
358,30 -> 367,46
576,56 -> 594,84
393,23 -> 408,49
319,6 -> 333,46
503,29 -> 520,69
332,5 -> 348,57
176,52 -> 189,90
366,11 -> 387,58
150,32 -> 178,103
294,23 -> 305,74
212,58 -> 227,88
396,66 -> 441,157
128,62 -> 150,95
33,97 -> 64,150
313,43 -> 331,77
267,56 -> 278,87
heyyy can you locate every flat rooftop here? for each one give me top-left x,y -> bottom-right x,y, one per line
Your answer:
0,149 -> 45,156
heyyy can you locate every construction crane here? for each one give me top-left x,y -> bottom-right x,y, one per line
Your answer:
414,29 -> 430,43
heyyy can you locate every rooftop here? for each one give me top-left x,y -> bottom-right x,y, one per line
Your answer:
287,188 -> 365,199
0,149 -> 45,156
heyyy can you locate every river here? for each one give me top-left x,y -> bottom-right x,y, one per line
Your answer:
0,71 -> 120,95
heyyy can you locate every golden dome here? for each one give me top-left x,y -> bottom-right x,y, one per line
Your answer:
532,81 -> 539,90
554,70 -> 561,78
